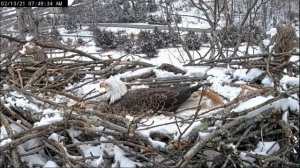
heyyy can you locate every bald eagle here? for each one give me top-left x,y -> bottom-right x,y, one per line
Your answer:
98,76 -> 202,114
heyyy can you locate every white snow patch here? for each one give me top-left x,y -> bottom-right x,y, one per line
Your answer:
273,97 -> 299,112
137,115 -> 201,148
21,154 -> 47,167
267,28 -> 277,37
234,68 -> 265,82
43,160 -> 60,168
77,140 -> 102,157
34,113 -> 63,127
261,76 -> 274,87
203,150 -> 221,159
253,141 -> 280,156
242,96 -> 299,118
263,39 -> 270,46
153,69 -> 179,78
112,146 -> 138,167
239,152 -> 256,163
198,132 -> 210,140
233,96 -> 274,113
184,66 -> 209,78
214,120 -> 223,127
5,91 -> 41,113
280,75 -> 299,90
0,138 -> 12,147
18,138 -> 41,155
282,111 -> 288,123
68,128 -> 82,138
1,123 -> 24,146
210,80 -> 241,101
207,68 -> 228,79
118,67 -> 154,79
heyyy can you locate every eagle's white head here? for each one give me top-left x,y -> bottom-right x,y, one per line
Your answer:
98,76 -> 127,104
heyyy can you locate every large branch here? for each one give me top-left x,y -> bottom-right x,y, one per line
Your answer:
0,34 -> 101,61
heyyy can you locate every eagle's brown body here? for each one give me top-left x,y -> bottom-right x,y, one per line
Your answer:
111,85 -> 201,114
98,76 -> 203,114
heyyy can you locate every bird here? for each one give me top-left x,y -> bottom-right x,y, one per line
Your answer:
97,76 -> 203,114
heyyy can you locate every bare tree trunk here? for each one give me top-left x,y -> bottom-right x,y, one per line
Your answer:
130,0 -> 138,18
16,7 -> 39,40
91,0 -> 95,29
165,0 -> 174,36
262,2 -> 267,31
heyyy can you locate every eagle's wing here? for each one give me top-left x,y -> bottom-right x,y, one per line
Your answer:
115,86 -> 193,113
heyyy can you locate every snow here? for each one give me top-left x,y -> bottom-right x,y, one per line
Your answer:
273,97 -> 299,112
118,67 -> 154,79
239,152 -> 256,163
5,91 -> 42,113
202,150 -> 221,159
112,146 -> 139,167
1,123 -> 23,146
77,140 -> 103,157
263,39 -> 270,46
233,68 -> 265,82
232,96 -> 274,113
19,138 -> 41,153
136,115 -> 201,147
34,112 -> 63,127
21,154 -> 47,167
184,66 -> 209,78
210,80 -> 241,101
238,96 -> 300,118
261,76 -> 274,87
239,141 -> 281,164
267,27 -> 277,37
184,67 -> 245,101
198,132 -> 211,140
43,161 -> 60,168
153,69 -> 180,78
282,111 -> 288,123
280,75 -> 299,90
253,141 -> 280,156
214,120 -> 223,127
207,67 -> 230,79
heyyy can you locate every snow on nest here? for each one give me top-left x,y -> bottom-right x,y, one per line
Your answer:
205,67 -> 241,101
136,115 -> 201,148
232,95 -> 299,118
232,96 -> 274,113
1,23 -> 299,167
3,90 -> 64,119
253,141 -> 280,156
67,134 -> 140,167
153,69 -> 181,78
239,141 -> 280,165
183,66 -> 209,78
280,75 -> 299,90
43,161 -> 60,168
0,123 -> 23,146
117,67 -> 154,79
233,68 -> 265,82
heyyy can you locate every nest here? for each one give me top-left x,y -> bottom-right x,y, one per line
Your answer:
0,35 -> 299,168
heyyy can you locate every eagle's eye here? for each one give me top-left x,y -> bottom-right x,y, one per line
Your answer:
99,82 -> 107,92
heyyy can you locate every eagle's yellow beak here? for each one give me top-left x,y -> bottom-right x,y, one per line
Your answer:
99,82 -> 107,92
